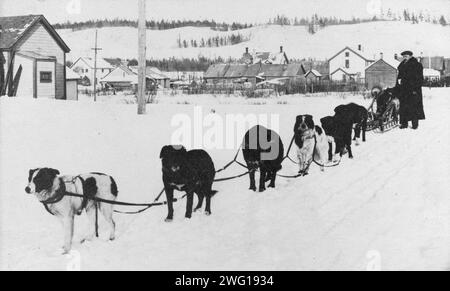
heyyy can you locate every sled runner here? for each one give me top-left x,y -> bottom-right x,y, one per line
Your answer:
366,86 -> 400,132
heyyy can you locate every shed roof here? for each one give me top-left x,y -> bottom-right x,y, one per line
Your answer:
146,67 -> 170,80
204,64 -> 229,78
283,64 -> 306,77
365,58 -> 399,71
224,64 -> 248,78
243,64 -> 262,77
305,69 -> 323,77
66,67 -> 81,80
259,64 -> 285,77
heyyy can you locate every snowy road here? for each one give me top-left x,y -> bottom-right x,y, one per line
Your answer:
1,89 -> 449,270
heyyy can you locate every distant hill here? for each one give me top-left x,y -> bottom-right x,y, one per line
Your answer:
59,21 -> 450,62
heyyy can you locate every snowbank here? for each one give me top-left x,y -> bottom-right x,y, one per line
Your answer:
0,89 -> 449,270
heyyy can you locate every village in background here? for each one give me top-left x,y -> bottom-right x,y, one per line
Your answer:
1,12 -> 449,102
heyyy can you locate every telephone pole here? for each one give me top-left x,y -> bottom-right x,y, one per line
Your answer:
137,0 -> 147,114
92,30 -> 102,102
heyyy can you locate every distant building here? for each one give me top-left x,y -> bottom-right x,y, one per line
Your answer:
423,68 -> 441,82
420,56 -> 445,72
203,64 -> 229,85
365,55 -> 399,90
241,47 -> 289,65
100,65 -> 136,90
146,67 -> 170,88
204,63 -> 305,87
101,65 -> 170,90
305,69 -> 323,83
328,46 -> 375,81
0,15 -> 70,98
164,71 -> 204,83
71,57 -> 115,86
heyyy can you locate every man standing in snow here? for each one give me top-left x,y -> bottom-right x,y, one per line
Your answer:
396,51 -> 425,130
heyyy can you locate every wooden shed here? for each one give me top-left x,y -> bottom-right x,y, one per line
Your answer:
0,15 -> 71,98
365,59 -> 399,90
66,66 -> 80,100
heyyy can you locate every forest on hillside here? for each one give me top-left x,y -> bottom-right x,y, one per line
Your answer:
54,10 -> 448,33
54,19 -> 253,31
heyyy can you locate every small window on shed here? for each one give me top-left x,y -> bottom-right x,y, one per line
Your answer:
345,52 -> 350,57
40,72 -> 52,83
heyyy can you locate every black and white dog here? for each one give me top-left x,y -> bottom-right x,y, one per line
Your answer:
160,145 -> 216,222
293,115 -> 330,174
242,125 -> 284,192
25,168 -> 118,254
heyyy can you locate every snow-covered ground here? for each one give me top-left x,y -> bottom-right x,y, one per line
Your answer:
0,88 -> 449,271
59,22 -> 450,61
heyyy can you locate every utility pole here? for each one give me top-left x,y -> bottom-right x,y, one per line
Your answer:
137,0 -> 147,114
92,29 -> 102,102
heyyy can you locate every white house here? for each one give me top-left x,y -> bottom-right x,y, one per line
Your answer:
71,57 -> 115,86
100,65 -> 137,90
0,15 -> 71,99
328,46 -> 374,81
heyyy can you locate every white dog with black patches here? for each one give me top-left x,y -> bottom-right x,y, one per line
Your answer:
25,168 -> 118,254
294,115 -> 331,174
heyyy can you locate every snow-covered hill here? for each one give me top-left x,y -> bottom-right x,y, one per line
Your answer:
0,89 -> 449,270
59,22 -> 450,61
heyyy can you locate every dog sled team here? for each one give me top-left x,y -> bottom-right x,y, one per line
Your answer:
24,100 -> 376,254
24,51 -> 425,254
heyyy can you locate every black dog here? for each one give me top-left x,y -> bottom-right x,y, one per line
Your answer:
242,125 -> 284,192
160,145 -> 216,222
321,116 -> 354,159
320,116 -> 339,162
334,103 -> 368,143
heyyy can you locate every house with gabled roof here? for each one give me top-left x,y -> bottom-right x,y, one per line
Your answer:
328,46 -> 375,81
71,56 -> 115,86
0,15 -> 71,98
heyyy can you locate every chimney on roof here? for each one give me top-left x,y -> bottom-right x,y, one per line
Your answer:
280,46 -> 284,53
380,53 -> 384,60
358,44 -> 362,51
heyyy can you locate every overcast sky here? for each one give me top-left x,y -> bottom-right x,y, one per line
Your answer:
1,0 -> 449,24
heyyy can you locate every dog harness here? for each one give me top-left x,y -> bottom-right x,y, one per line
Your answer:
41,176 -> 87,216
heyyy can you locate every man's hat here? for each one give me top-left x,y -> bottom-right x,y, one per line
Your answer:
401,50 -> 413,56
